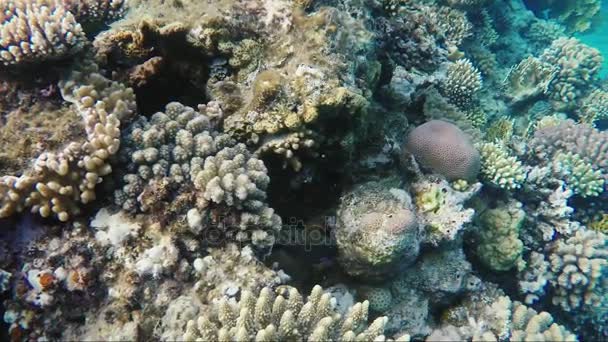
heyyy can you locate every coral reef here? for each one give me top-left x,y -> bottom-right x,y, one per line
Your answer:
1,0 -> 607,340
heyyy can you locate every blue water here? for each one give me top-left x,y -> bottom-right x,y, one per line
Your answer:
578,1 -> 608,77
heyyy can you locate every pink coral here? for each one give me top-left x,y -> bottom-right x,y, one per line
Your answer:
405,120 -> 480,181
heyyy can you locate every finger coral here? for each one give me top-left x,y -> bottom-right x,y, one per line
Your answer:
547,229 -> 608,312
0,0 -> 86,65
0,64 -> 136,221
182,285 -> 389,341
114,101 -> 281,248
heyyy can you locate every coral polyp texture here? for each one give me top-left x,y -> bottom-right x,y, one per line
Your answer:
182,285 -> 388,341
2,0 -> 608,340
0,0 -> 86,65
404,120 -> 481,181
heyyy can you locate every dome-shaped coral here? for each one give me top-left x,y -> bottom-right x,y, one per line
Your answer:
404,120 -> 480,181
335,179 -> 420,279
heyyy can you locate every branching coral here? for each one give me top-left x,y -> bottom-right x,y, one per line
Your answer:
475,200 -> 525,271
114,101 -> 281,248
502,56 -> 556,105
540,38 -> 603,110
440,289 -> 578,341
182,285 -> 388,341
551,152 -> 605,198
61,0 -> 127,26
442,59 -> 482,109
479,142 -> 527,190
547,229 -> 608,312
428,6 -> 472,49
0,0 -> 86,65
578,89 -> 608,124
530,119 -> 608,186
0,64 -> 136,221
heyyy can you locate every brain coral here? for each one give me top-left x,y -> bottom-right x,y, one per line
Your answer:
404,120 -> 480,181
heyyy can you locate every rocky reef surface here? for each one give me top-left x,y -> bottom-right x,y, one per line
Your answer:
0,0 -> 606,341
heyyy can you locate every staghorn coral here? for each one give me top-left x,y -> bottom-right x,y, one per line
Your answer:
547,229 -> 608,313
405,120 -> 480,181
578,89 -> 608,124
114,101 -> 281,248
0,0 -> 86,65
0,64 -> 136,221
502,56 -> 556,105
540,38 -> 603,111
335,179 -> 420,279
479,142 -> 527,190
441,59 -> 482,109
475,199 -> 525,271
182,285 -> 388,341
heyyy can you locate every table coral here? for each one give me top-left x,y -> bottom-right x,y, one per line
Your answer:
502,56 -> 556,105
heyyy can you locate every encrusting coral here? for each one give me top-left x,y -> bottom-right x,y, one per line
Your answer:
182,285 -> 389,341
0,64 -> 136,221
0,0 -> 86,65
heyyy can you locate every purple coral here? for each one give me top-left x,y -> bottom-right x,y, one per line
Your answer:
404,120 -> 481,181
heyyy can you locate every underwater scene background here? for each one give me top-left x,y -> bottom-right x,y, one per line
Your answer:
0,0 -> 607,341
